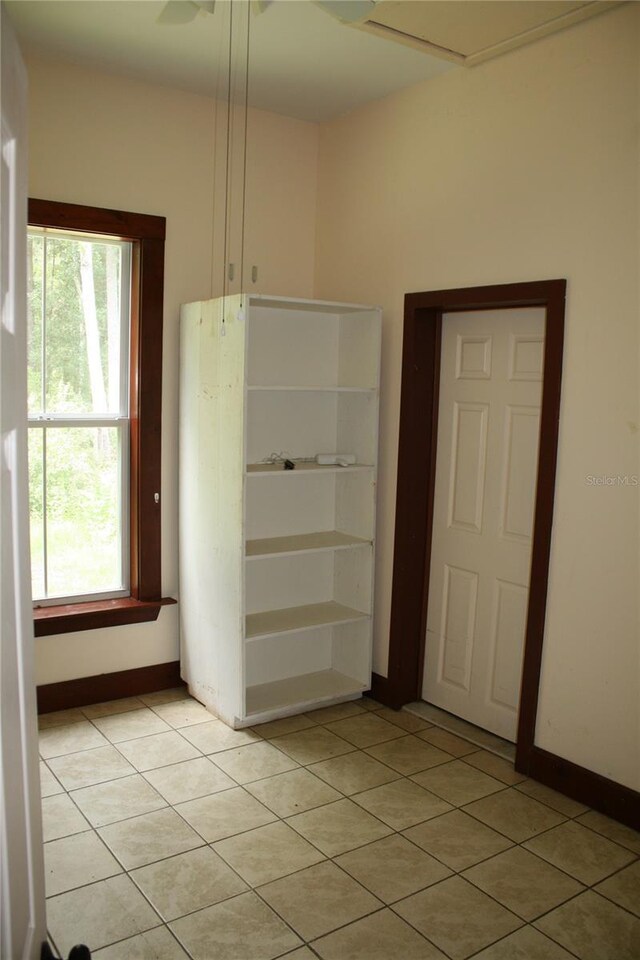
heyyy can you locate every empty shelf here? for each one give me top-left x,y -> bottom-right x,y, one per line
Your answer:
246,530 -> 371,559
245,601 -> 369,640
246,669 -> 367,718
248,385 -> 375,393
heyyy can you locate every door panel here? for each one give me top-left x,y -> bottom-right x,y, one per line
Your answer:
1,8 -> 47,958
422,308 -> 544,741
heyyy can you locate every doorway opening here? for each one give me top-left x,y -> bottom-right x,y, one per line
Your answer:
386,280 -> 565,774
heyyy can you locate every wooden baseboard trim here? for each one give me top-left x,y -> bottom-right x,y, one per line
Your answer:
368,672 -> 402,709
527,745 -> 640,832
37,661 -> 184,714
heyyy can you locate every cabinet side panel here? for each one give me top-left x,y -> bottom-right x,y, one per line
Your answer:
179,297 -> 245,724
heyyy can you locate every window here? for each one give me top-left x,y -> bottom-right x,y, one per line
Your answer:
28,199 -> 173,636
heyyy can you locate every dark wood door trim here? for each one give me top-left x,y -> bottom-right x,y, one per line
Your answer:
387,280 -> 567,773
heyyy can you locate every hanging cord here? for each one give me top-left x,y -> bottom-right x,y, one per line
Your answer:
209,0 -> 228,299
221,0 -> 234,327
239,1 -> 251,292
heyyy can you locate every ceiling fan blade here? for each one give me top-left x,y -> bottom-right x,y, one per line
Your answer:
157,1 -> 200,26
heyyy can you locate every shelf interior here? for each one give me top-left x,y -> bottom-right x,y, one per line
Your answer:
246,462 -> 373,475
245,601 -> 369,639
246,669 -> 367,718
246,530 -> 370,558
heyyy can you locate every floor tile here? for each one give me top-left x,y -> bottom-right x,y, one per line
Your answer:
44,830 -> 122,896
403,809 -> 513,871
176,786 -> 277,842
140,687 -> 190,707
98,807 -> 204,869
524,820 -> 636,884
283,950 -> 317,960
373,708 -> 432,733
464,788 -> 566,842
271,727 -> 355,765
92,708 -> 172,743
180,719 -> 261,754
170,891 -> 301,960
462,751 -> 527,785
92,926 -> 190,959
595,860 -> 640,917
39,721 -> 109,759
412,759 -> 504,806
324,713 -> 406,748
143,756 -> 235,805
210,740 -> 299,784
150,698 -> 215,728
287,797 -> 392,856
47,874 -> 160,957
576,810 -> 640,854
244,767 -> 341,817
312,908 -> 447,959
417,727 -> 480,757
38,708 -> 86,729
258,861 -> 381,941
213,820 -> 324,885
41,793 -> 90,842
81,698 -> 145,719
535,890 -> 640,960
131,846 -> 248,921
70,773 -> 167,827
463,846 -> 584,920
394,875 -> 522,960
306,701 -> 366,723
470,925 -> 575,959
39,761 -> 64,798
117,731 -> 201,772
47,745 -> 137,790
336,834 -> 451,903
251,714 -> 317,739
308,751 -> 400,795
365,735 -> 452,775
515,779 -> 590,817
360,696 -> 384,711
351,778 -> 452,830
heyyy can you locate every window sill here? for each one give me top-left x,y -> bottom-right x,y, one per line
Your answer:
33,596 -> 177,637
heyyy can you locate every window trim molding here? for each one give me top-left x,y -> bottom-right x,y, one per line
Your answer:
28,198 -> 175,635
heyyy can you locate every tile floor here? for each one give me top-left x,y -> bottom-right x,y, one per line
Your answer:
38,691 -> 640,960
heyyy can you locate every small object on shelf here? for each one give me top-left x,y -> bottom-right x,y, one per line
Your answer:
316,453 -> 356,465
283,458 -> 295,470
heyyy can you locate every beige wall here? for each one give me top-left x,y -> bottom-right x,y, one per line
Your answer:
314,5 -> 640,789
28,55 -> 319,685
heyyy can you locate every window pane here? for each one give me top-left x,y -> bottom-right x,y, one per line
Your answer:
45,427 -> 124,597
28,428 -> 45,600
27,234 -> 44,416
43,236 -> 128,416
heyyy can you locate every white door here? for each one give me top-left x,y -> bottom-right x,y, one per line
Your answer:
1,7 -> 47,959
422,308 -> 545,741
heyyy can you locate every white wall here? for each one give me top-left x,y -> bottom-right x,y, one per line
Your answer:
314,5 -> 640,789
28,54 -> 319,684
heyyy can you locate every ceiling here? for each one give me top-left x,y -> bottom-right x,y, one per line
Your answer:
5,0 -> 453,123
6,0 -> 621,123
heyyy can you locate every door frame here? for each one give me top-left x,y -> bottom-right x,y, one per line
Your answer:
385,279 -> 566,774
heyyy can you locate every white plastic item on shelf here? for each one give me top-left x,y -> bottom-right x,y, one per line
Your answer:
316,453 -> 356,465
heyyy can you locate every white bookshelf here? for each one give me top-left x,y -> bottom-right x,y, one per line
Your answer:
179,294 -> 381,728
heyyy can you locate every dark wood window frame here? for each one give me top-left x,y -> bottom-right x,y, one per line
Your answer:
28,198 -> 176,636
385,280 -> 566,775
